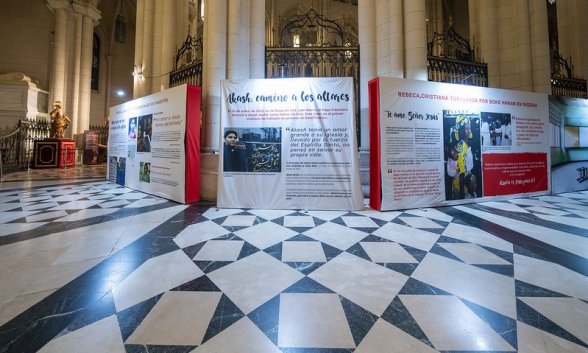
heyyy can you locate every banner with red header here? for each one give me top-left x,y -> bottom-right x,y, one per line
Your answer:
369,77 -> 550,211
107,84 -> 201,204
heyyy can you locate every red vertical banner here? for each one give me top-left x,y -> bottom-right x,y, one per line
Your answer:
482,153 -> 548,196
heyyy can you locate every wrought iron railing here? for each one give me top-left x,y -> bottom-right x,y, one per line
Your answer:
0,119 -> 51,170
169,33 -> 203,88
551,50 -> 587,98
427,56 -> 488,87
170,61 -> 203,88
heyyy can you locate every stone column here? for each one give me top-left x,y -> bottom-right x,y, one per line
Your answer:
529,0 -> 550,94
403,0 -> 427,80
161,0 -> 177,90
141,0 -> 154,95
227,0 -> 246,79
358,0 -> 376,150
77,14 -> 95,136
202,0 -> 227,152
478,1 -> 500,87
250,0 -> 266,78
375,0 -> 390,75
151,0 -> 163,93
47,0 -> 69,106
389,0 -> 404,78
516,0 -> 533,91
133,0 -> 145,98
70,13 -> 83,137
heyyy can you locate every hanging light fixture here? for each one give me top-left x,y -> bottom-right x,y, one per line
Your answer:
115,1 -> 126,43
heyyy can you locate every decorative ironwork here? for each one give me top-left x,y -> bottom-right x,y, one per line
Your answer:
278,8 -> 356,47
170,33 -> 203,87
426,26 -> 488,87
0,119 -> 51,171
551,50 -> 587,98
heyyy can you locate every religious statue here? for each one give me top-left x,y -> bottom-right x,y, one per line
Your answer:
49,101 -> 71,138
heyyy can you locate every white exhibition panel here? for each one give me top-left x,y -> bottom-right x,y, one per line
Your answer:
371,77 -> 551,211
218,77 -> 363,210
107,85 -> 190,203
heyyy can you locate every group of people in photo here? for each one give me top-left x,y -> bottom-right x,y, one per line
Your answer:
481,113 -> 512,146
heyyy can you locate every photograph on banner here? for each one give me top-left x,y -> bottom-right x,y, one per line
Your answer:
218,77 -> 363,210
139,161 -> 151,183
443,111 -> 482,200
128,117 -> 138,139
137,114 -> 152,153
223,127 -> 282,173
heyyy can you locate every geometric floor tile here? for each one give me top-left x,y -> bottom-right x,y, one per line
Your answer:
354,318 -> 439,353
360,241 -> 418,263
281,241 -> 327,262
438,242 -> 512,265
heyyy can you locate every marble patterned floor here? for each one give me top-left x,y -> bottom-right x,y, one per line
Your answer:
0,165 -> 587,353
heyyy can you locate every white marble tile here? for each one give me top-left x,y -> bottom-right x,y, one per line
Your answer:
207,252 -> 303,314
88,194 -> 117,201
0,211 -> 36,224
372,223 -> 439,252
234,221 -> 297,250
309,252 -> 408,316
124,198 -> 168,208
399,216 -> 443,229
247,209 -> 295,220
514,254 -> 588,300
37,315 -> 126,353
341,216 -> 379,228
538,195 -> 584,204
202,207 -> 244,220
360,242 -> 418,263
0,202 -> 23,212
47,200 -> 103,210
304,222 -> 369,250
25,210 -> 69,222
97,200 -> 130,208
283,215 -> 315,227
57,208 -> 118,222
194,240 -> 244,261
456,205 -> 588,257
126,291 -> 222,345
509,198 -> 555,207
222,215 -> 257,227
282,241 -> 326,262
21,202 -> 59,211
560,192 -> 588,200
0,222 -> 47,237
19,195 -> 52,203
517,321 -> 588,353
354,210 -> 401,222
438,243 -> 511,265
113,250 -> 204,312
50,194 -> 88,202
173,221 -> 231,248
306,210 -> 348,221
21,257 -> 104,295
112,192 -> 149,200
478,201 -> 530,213
404,208 -> 453,222
526,206 -> 571,216
442,222 -> 513,252
520,297 -> 588,345
0,289 -> 56,326
566,208 -> 588,218
354,319 -> 439,353
189,317 -> 282,353
535,213 -> 588,229
411,253 -> 516,318
401,295 -> 514,351
278,293 -> 355,348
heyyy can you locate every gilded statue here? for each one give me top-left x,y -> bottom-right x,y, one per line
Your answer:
49,101 -> 71,138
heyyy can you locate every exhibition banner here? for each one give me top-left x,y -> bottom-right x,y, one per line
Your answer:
218,77 -> 363,210
369,77 -> 550,211
107,84 -> 201,203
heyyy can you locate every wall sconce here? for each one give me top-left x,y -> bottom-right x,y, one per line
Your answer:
115,2 -> 127,43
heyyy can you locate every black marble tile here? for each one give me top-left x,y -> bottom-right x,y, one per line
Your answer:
515,280 -> 569,298
60,292 -> 116,334
283,276 -> 334,294
369,217 -> 390,227
429,244 -> 463,262
287,234 -> 318,241
117,294 -> 163,342
180,242 -> 207,259
460,298 -> 518,349
380,296 -> 434,347
264,242 -> 283,261
479,246 -> 514,264
321,243 -> 344,261
339,295 -> 378,346
171,275 -> 221,292
247,294 -> 280,345
194,261 -> 234,273
472,264 -> 514,277
201,294 -> 245,343
398,244 -> 428,263
329,217 -> 347,226
359,234 -> 393,243
237,241 -> 261,260
437,235 -> 469,243
345,243 -> 371,261
399,278 -> 452,295
381,263 -> 419,276
124,344 -> 197,353
280,348 -> 356,353
516,299 -> 587,348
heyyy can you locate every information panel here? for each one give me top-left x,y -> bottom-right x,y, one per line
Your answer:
107,84 -> 201,203
369,77 -> 550,211
218,77 -> 363,210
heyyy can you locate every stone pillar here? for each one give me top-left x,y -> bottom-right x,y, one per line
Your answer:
478,1 -> 500,87
389,0 -> 404,78
70,13 -> 83,137
141,0 -> 154,95
529,0 -> 551,94
48,0 -> 68,106
77,14 -> 95,136
375,1 -> 390,75
151,0 -> 163,93
403,0 -> 427,80
250,0 -> 266,78
227,0 -> 246,79
202,0 -> 227,152
515,0 -> 533,91
358,0 -> 376,150
161,0 -> 177,90
133,0 -> 145,98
